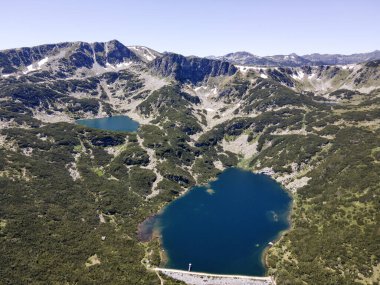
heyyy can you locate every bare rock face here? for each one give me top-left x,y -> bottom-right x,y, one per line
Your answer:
149,53 -> 237,84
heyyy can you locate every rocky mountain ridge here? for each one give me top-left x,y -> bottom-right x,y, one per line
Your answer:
2,40 -> 379,97
0,40 -> 237,84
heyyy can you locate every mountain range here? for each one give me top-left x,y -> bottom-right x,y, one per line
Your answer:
208,50 -> 380,67
1,40 -> 380,78
0,40 -> 237,84
1,40 -> 379,93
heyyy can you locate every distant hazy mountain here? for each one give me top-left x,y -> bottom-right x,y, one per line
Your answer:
208,51 -> 278,66
209,50 -> 380,67
303,50 -> 380,65
265,53 -> 314,67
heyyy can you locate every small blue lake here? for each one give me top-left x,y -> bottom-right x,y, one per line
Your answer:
76,116 -> 139,132
155,168 -> 291,276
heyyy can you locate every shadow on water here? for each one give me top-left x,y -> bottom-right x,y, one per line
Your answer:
138,215 -> 159,242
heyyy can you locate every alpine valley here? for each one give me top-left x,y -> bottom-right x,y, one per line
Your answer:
0,40 -> 379,285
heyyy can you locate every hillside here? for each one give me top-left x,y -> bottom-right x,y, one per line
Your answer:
0,40 -> 379,285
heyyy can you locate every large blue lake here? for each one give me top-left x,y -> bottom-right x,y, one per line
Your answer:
76,116 -> 139,132
155,168 -> 291,276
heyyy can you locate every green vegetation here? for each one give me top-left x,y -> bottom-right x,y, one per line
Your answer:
129,167 -> 157,195
191,80 -> 379,284
266,127 -> 380,285
191,156 -> 221,184
0,122 -> 187,284
137,85 -> 202,135
244,100 -> 380,285
0,56 -> 379,285
115,144 -> 150,166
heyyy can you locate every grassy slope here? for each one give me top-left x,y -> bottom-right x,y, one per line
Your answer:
249,101 -> 380,284
0,123 -> 187,284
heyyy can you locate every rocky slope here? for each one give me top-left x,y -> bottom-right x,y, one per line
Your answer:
148,53 -> 237,84
236,60 -> 380,94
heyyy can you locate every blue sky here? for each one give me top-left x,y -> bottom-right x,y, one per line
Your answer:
1,0 -> 379,56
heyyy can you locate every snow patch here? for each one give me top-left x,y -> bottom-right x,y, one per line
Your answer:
38,57 -> 49,67
291,70 -> 305,80
128,46 -> 158,62
24,64 -> 36,73
308,72 -> 316,79
23,57 -> 49,74
106,61 -> 132,70
236,65 -> 259,73
116,62 -> 132,69
341,64 -> 355,70
194,86 -> 218,98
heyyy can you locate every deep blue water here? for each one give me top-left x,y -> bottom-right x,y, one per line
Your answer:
155,168 -> 291,276
76,116 -> 139,132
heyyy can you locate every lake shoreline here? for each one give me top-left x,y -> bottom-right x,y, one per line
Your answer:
152,167 -> 291,276
76,115 -> 140,132
139,166 -> 293,279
